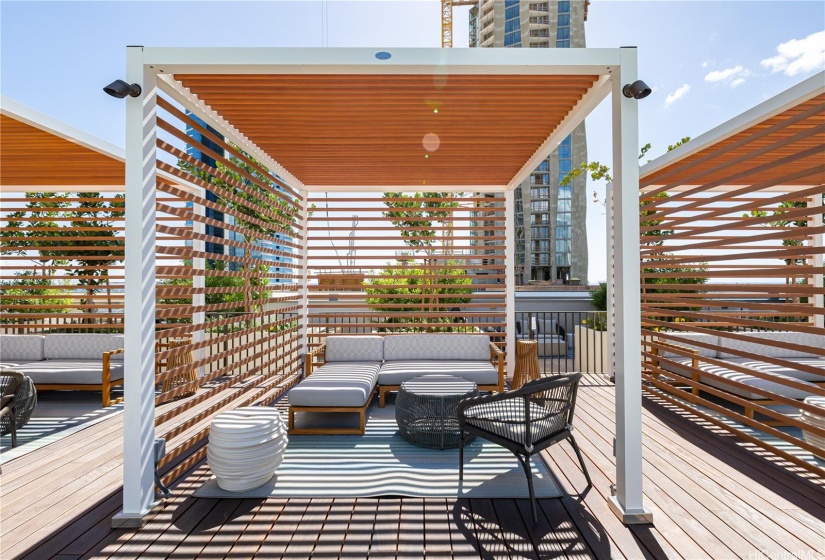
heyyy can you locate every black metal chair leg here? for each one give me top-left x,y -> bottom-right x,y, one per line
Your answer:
568,434 -> 592,487
518,454 -> 537,522
458,434 -> 465,481
10,417 -> 17,448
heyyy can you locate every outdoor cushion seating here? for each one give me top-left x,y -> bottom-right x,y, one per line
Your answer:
0,334 -> 124,407
288,333 -> 505,434
378,333 -> 503,407
287,335 -> 384,435
651,331 -> 824,405
516,318 -> 567,357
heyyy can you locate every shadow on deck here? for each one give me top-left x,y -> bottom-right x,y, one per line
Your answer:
4,375 -> 824,559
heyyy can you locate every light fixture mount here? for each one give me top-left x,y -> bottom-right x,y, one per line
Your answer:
622,80 -> 652,100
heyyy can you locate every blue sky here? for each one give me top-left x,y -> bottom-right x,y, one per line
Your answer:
2,0 -> 823,282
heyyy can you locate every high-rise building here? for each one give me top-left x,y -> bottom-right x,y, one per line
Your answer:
470,0 -> 589,284
186,114 -> 294,284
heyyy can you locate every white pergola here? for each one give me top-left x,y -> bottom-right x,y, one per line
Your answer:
117,47 -> 650,526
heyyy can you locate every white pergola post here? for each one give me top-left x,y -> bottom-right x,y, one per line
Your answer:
504,189 -> 516,380
297,192 -> 311,368
113,46 -> 158,528
192,202 -> 205,377
606,184 -> 616,380
812,194 -> 824,329
608,47 -> 653,524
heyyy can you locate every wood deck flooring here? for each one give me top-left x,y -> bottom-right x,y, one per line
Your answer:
2,375 -> 823,559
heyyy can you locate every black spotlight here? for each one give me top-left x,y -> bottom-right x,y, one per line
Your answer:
103,79 -> 142,99
622,80 -> 652,100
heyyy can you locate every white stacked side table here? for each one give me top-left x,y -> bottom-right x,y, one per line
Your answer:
800,396 -> 825,462
208,407 -> 288,492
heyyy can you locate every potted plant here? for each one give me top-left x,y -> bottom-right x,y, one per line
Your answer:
574,282 -> 609,373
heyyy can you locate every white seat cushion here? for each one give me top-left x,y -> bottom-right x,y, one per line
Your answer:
289,362 -> 380,408
16,360 -> 124,385
378,360 -> 497,386
744,359 -> 825,383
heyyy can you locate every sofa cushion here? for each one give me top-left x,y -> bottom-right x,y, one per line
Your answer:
658,333 -> 719,358
744,359 -> 825,384
16,360 -> 124,385
383,334 -> 490,361
43,334 -> 124,361
325,335 -> 384,363
664,357 -> 815,400
718,332 -> 825,359
537,319 -> 558,336
0,362 -> 24,370
378,360 -> 498,386
289,362 -> 380,408
0,335 -> 45,362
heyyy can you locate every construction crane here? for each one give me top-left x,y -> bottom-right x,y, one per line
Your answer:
441,0 -> 478,48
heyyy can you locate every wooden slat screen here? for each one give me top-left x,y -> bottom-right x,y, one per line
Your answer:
306,193 -> 507,356
0,193 -> 125,333
152,91 -> 305,481
639,183 -> 825,477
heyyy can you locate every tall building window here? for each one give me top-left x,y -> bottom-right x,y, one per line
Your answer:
556,0 -> 571,48
504,0 -> 521,47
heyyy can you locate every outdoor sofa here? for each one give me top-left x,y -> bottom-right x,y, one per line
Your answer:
287,333 -> 505,435
650,331 -> 824,418
516,317 -> 567,357
0,334 -> 125,407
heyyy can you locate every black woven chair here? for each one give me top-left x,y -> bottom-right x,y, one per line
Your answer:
457,373 -> 592,522
0,370 -> 26,448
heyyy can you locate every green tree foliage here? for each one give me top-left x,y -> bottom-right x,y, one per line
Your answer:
0,192 -> 124,318
364,262 -> 473,328
178,144 -> 297,313
0,274 -> 72,321
157,260 -> 271,323
381,192 -> 461,251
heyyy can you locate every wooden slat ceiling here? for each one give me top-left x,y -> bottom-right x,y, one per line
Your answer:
174,74 -> 600,187
0,115 -> 124,187
642,94 -> 825,189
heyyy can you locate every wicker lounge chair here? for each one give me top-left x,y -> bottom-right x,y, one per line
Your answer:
457,373 -> 592,521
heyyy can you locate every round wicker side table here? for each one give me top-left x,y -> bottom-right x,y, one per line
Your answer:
395,374 -> 478,449
513,340 -> 540,390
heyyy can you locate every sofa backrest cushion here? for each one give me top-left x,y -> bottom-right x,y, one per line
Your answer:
537,319 -> 558,337
658,333 -> 719,358
44,334 -> 124,361
325,335 -> 384,362
0,335 -> 45,361
383,334 -> 490,361
718,332 -> 825,359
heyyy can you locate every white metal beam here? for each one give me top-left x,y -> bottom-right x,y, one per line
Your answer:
504,189 -> 516,380
507,75 -> 611,191
142,47 -> 622,76
113,46 -> 159,528
608,47 -> 652,525
606,184 -> 616,380
297,190 -> 312,370
813,194 -> 824,329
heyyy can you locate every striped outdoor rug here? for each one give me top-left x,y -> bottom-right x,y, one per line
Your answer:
194,405 -> 561,499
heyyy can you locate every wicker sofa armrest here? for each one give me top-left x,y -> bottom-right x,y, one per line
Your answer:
306,343 -> 327,377
489,342 -> 505,391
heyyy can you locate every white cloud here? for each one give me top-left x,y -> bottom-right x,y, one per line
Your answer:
705,65 -> 745,83
704,65 -> 753,88
665,84 -> 691,107
760,30 -> 825,76
701,61 -> 708,68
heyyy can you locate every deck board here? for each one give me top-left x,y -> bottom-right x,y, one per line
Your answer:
3,373 -> 824,559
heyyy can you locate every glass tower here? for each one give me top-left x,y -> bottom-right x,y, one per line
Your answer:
470,0 -> 589,285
